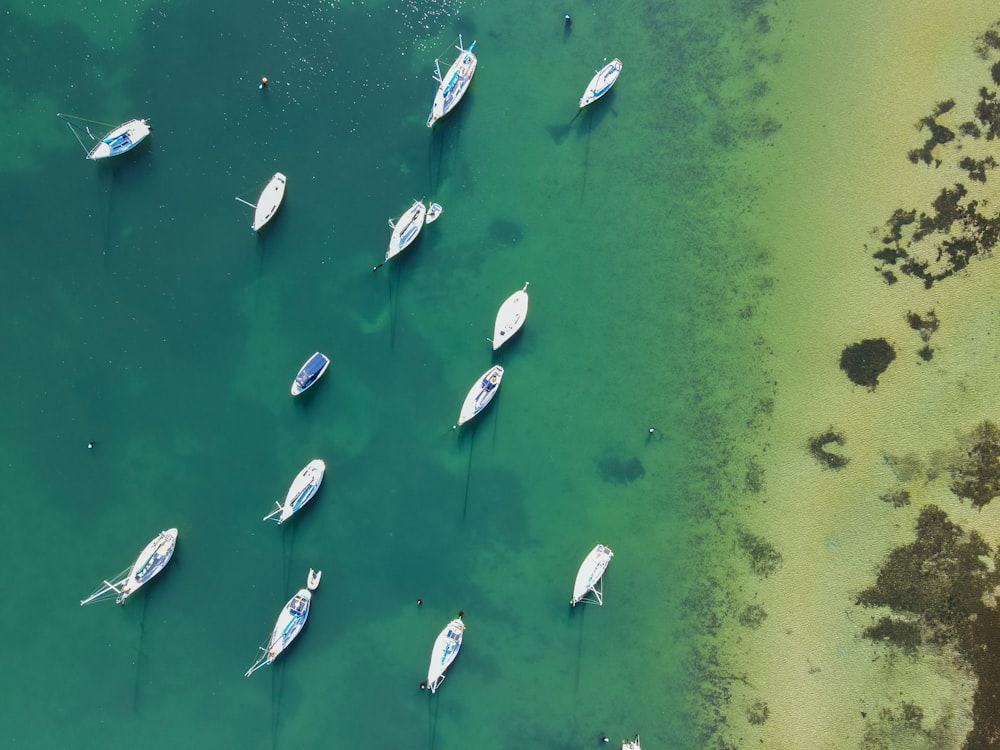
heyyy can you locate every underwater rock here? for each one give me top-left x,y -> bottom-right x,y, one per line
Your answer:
878,489 -> 911,508
596,456 -> 645,484
862,616 -> 921,653
905,310 -> 939,341
746,700 -> 769,725
839,339 -> 895,389
736,529 -> 782,577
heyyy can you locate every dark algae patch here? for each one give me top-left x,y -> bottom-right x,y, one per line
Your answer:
736,529 -> 782,577
839,338 -> 895,388
951,420 -> 1000,508
596,455 -> 645,484
858,505 -> 1000,749
871,29 -> 1000,288
807,428 -> 849,469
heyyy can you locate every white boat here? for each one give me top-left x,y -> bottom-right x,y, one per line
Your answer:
490,282 -> 529,351
236,172 -> 286,232
424,614 -> 465,693
291,352 -> 330,396
57,114 -> 151,160
377,200 -> 427,269
425,203 -> 443,224
621,735 -> 641,750
427,36 -> 478,127
570,543 -> 614,606
579,58 -> 623,109
80,528 -> 178,606
455,365 -> 504,427
245,569 -> 322,677
263,459 -> 326,525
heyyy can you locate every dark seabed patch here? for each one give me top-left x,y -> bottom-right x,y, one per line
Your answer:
839,338 -> 895,389
596,455 -> 645,484
807,428 -> 849,469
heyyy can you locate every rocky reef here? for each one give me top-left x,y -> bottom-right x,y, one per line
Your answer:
839,339 -> 896,388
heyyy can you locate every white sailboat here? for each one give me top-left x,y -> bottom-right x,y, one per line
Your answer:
236,172 -> 287,231
57,113 -> 151,160
263,459 -> 326,525
579,58 -> 623,109
427,36 -> 478,127
80,528 -> 178,606
244,569 -> 322,677
621,735 -> 642,750
454,365 -> 504,427
424,613 -> 465,693
570,543 -> 614,606
375,199 -> 427,270
425,202 -> 443,224
490,282 -> 529,350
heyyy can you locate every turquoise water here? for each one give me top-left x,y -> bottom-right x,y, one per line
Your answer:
0,0 -> 777,747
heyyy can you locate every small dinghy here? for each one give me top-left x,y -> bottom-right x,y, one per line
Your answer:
236,172 -> 286,231
490,282 -> 529,351
424,613 -> 465,693
570,543 -> 614,606
427,36 -> 478,128
58,113 -> 151,160
80,528 -> 178,606
579,58 -> 623,109
375,199 -> 427,270
621,735 -> 642,750
291,352 -> 330,396
455,365 -> 504,427
245,569 -> 322,677
425,203 -> 443,224
263,459 -> 326,525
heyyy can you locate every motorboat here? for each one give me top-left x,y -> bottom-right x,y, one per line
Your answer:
490,282 -> 529,350
80,528 -> 178,606
245,569 -> 322,677
570,543 -> 614,606
425,203 -> 443,224
425,614 -> 465,693
427,36 -> 477,127
579,58 -> 623,109
291,352 -> 330,396
263,459 -> 326,525
58,114 -> 151,160
455,365 -> 503,427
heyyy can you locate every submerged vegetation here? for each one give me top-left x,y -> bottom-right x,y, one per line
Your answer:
807,428 -> 849,469
871,30 -> 1000,288
736,529 -> 782,577
950,420 -> 1000,508
858,504 -> 1000,748
839,339 -> 896,388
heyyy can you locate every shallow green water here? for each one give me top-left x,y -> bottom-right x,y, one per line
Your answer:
0,0 -> 778,747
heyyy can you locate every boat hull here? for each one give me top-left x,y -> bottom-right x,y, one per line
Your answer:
579,59 -> 623,109
492,284 -> 529,350
291,352 -> 330,396
457,365 -> 504,426
571,544 -> 614,606
87,119 -> 151,160
427,42 -> 477,127
253,173 -> 287,231
266,589 -> 312,662
427,618 -> 465,693
386,200 -> 427,261
277,459 -> 326,524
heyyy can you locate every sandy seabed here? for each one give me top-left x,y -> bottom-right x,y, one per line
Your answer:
724,2 -> 1000,748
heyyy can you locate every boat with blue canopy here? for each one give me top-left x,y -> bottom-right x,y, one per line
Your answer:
427,36 -> 477,127
57,113 -> 151,160
244,569 -> 322,677
291,352 -> 330,396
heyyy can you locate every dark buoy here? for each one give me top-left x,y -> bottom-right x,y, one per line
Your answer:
419,681 -> 427,690
599,733 -> 609,743
259,76 -> 268,90
87,440 -> 96,450
416,598 -> 423,606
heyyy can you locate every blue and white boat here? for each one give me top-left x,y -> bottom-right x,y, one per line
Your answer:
570,543 -> 614,606
58,113 -> 151,160
424,614 -> 465,693
579,58 -> 623,109
291,352 -> 330,396
245,569 -> 322,677
80,528 -> 178,606
427,36 -> 477,127
455,365 -> 503,427
263,459 -> 326,525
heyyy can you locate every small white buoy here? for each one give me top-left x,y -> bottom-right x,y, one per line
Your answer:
259,77 -> 268,90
